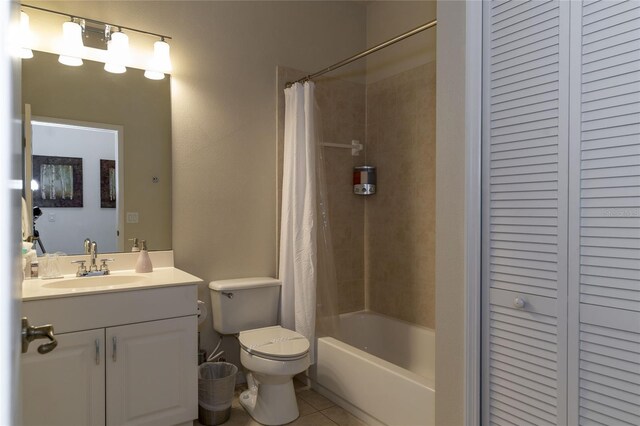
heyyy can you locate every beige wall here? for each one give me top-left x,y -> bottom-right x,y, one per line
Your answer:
22,50 -> 172,252
435,1 -> 469,424
167,1 -> 367,361
365,1 -> 436,84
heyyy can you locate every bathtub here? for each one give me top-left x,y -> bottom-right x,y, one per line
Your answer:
308,311 -> 435,426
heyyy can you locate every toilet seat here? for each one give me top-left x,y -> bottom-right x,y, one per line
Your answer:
239,326 -> 309,361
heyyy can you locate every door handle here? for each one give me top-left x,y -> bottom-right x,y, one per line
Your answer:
21,317 -> 58,354
513,297 -> 526,309
112,336 -> 117,362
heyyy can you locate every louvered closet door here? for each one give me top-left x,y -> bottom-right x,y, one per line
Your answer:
482,1 -> 569,425
568,1 -> 640,425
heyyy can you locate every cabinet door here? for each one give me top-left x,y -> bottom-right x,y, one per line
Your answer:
21,328 -> 105,426
106,316 -> 197,426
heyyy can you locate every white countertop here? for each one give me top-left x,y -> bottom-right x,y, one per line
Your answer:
23,266 -> 203,301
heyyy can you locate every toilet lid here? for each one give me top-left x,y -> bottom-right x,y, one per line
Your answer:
239,326 -> 309,360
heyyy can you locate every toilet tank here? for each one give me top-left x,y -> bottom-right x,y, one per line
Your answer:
209,277 -> 281,334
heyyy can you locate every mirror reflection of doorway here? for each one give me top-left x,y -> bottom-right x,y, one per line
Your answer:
30,119 -> 123,255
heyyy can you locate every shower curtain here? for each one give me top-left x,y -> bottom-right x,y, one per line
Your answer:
280,82 -> 318,360
280,81 -> 341,363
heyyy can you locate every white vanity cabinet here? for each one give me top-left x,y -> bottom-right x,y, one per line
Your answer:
21,282 -> 199,426
106,316 -> 197,426
21,329 -> 106,426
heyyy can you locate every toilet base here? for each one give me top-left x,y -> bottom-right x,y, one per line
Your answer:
239,380 -> 299,425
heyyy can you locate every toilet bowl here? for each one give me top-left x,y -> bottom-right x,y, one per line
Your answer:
238,326 -> 310,425
208,278 -> 311,425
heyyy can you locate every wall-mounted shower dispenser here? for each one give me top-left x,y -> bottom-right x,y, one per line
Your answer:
353,166 -> 376,195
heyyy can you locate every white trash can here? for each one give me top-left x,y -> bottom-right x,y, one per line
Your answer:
198,362 -> 238,425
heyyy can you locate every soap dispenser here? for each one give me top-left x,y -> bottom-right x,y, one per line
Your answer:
129,237 -> 140,252
135,240 -> 153,273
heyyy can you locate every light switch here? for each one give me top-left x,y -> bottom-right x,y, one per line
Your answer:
126,212 -> 139,223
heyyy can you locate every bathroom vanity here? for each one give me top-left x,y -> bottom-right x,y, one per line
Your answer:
21,252 -> 201,426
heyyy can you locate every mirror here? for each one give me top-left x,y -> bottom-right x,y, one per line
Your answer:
22,51 -> 172,255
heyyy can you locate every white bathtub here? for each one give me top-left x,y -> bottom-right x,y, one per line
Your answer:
309,311 -> 435,426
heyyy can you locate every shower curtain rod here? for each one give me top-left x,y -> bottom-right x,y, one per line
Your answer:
285,19 -> 437,88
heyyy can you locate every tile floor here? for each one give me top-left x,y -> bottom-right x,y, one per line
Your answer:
195,379 -> 368,426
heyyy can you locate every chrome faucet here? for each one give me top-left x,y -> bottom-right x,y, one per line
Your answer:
90,241 -> 99,272
83,238 -> 91,257
82,239 -> 98,272
72,239 -> 114,277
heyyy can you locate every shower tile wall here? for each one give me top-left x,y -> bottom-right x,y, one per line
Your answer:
277,63 -> 435,325
277,67 -> 366,314
316,78 -> 366,313
365,61 -> 436,328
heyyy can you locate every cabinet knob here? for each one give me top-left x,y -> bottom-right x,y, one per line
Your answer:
513,297 -> 526,309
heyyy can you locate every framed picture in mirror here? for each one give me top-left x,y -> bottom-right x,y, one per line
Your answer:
100,159 -> 116,208
32,155 -> 83,208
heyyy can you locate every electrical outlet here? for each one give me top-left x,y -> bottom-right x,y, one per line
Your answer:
126,212 -> 139,223
48,213 -> 56,222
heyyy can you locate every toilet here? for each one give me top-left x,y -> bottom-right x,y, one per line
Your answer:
209,277 -> 310,425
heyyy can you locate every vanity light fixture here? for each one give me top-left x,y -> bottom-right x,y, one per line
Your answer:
104,29 -> 129,74
58,19 -> 84,66
144,39 -> 172,80
21,4 -> 173,78
19,11 -> 34,59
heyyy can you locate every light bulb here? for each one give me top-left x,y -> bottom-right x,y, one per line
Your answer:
58,21 -> 84,66
19,11 -> 33,59
144,39 -> 171,80
104,31 -> 129,74
144,70 -> 165,80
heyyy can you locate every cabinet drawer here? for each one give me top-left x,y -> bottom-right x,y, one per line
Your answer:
23,285 -> 197,333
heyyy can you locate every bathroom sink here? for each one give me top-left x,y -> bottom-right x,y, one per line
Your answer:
43,275 -> 149,289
